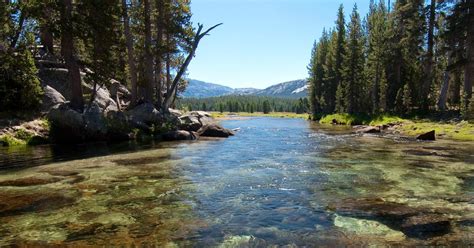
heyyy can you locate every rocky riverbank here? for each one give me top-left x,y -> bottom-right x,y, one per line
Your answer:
0,61 -> 234,146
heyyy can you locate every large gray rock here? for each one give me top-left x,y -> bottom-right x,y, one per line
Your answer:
179,115 -> 202,132
92,86 -> 118,113
42,85 -> 66,112
109,79 -> 131,103
126,103 -> 163,128
48,103 -> 86,143
106,111 -> 135,141
48,103 -> 112,143
179,111 -> 214,131
197,124 -> 235,138
83,103 -> 108,140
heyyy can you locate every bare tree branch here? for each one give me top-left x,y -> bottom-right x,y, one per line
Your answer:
162,23 -> 223,111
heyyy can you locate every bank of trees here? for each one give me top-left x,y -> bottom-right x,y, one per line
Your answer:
308,0 -> 474,120
177,96 -> 310,114
1,0 -> 217,113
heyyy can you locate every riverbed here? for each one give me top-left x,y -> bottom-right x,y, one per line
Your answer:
0,117 -> 473,246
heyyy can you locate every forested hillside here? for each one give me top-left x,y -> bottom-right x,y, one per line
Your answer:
308,0 -> 473,120
177,96 -> 310,114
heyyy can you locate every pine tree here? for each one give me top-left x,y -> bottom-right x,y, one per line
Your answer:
323,30 -> 339,113
263,100 -> 271,114
366,0 -> 389,113
342,4 -> 366,113
332,5 -> 347,113
308,29 -> 329,118
391,0 -> 425,109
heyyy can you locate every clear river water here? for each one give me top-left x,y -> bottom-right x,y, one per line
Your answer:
0,117 -> 473,247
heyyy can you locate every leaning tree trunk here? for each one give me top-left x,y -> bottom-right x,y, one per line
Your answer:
121,0 -> 138,104
142,0 -> 154,103
60,0 -> 83,112
161,23 -> 222,112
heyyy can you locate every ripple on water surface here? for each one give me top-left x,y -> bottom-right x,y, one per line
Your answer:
0,117 -> 473,246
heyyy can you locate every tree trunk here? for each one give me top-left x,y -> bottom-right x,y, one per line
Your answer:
10,4 -> 25,48
422,0 -> 436,110
60,0 -> 83,112
40,24 -> 54,54
166,33 -> 171,92
438,53 -> 452,111
121,0 -> 138,105
143,0 -> 154,103
155,0 -> 164,106
463,2 -> 474,112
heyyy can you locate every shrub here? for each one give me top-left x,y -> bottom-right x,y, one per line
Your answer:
0,49 -> 43,112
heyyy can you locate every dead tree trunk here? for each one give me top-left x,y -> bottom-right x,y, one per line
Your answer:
162,23 -> 222,111
121,0 -> 138,105
60,0 -> 84,112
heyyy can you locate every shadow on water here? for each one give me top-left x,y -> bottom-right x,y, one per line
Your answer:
0,117 -> 473,246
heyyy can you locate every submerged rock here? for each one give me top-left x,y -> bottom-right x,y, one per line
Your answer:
0,176 -> 62,187
334,215 -> 406,241
162,130 -> 199,141
401,214 -> 451,239
354,126 -> 381,134
417,130 -> 436,141
0,191 -> 76,216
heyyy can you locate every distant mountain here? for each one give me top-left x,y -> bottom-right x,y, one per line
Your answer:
182,80 -> 234,98
254,79 -> 308,98
182,79 -> 308,98
232,88 -> 260,95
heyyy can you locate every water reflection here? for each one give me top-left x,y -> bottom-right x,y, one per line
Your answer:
0,117 -> 472,246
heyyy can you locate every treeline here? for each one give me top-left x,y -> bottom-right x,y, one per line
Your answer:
177,96 -> 310,114
308,0 -> 474,119
1,0 -> 216,113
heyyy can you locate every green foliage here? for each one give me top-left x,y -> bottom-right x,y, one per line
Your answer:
0,49 -> 43,112
308,0 -> 472,121
14,128 -> 33,141
320,113 -> 364,125
0,135 -> 26,147
341,4 -> 365,113
320,113 -> 405,126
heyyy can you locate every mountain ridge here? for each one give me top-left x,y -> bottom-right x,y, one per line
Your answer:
182,79 -> 308,98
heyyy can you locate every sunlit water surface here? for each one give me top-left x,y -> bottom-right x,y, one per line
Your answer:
0,117 -> 473,246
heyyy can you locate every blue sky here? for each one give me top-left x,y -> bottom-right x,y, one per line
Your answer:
187,0 -> 371,89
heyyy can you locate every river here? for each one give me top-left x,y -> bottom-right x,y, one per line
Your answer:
0,117 -> 473,246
